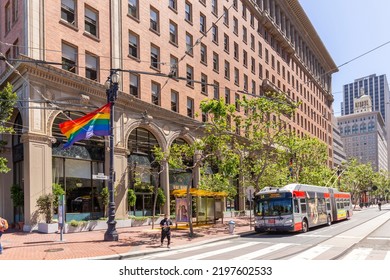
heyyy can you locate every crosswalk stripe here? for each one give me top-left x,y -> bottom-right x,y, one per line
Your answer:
342,248 -> 372,260
232,243 -> 295,260
137,240 -> 232,260
180,242 -> 259,260
384,251 -> 390,260
289,245 -> 333,260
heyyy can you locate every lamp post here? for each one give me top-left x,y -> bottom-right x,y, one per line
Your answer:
104,70 -> 120,241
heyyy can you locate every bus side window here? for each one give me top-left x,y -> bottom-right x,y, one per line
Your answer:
300,199 -> 307,213
326,198 -> 331,211
294,199 -> 299,213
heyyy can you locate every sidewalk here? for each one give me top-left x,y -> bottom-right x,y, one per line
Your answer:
0,217 -> 254,260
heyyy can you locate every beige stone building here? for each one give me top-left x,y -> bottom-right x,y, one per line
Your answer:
0,0 -> 337,230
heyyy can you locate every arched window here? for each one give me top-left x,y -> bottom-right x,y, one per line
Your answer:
352,124 -> 358,134
128,127 -> 160,216
368,121 -> 375,131
344,125 -> 351,135
360,123 -> 367,133
52,111 -> 106,220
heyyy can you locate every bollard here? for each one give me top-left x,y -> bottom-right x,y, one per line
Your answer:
228,220 -> 235,234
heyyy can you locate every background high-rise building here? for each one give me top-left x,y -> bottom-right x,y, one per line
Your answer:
0,0 -> 337,230
341,74 -> 390,170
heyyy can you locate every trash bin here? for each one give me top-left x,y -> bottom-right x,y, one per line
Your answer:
228,220 -> 235,234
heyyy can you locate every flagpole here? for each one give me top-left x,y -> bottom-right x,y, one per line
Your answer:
104,70 -> 119,241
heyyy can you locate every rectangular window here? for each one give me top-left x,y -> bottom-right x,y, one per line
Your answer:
62,42 -> 77,73
171,90 -> 178,112
213,81 -> 219,100
150,7 -> 159,32
200,13 -> 206,33
169,0 -> 177,11
12,39 -> 19,59
259,63 -> 263,79
234,42 -> 239,60
224,34 -> 229,52
242,3 -> 247,19
85,52 -> 98,81
187,97 -> 194,118
243,26 -> 247,43
129,31 -> 139,58
235,93 -> 240,111
223,7 -> 229,26
234,67 -> 239,85
12,0 -> 18,22
185,1 -> 192,22
186,64 -> 194,87
200,43 -> 207,64
265,48 -> 269,63
212,24 -> 218,43
130,74 -> 139,97
251,80 -> 256,95
85,6 -> 98,37
211,0 -> 218,15
250,34 -> 255,50
212,52 -> 219,72
243,50 -> 247,67
258,42 -> 262,57
169,21 -> 178,45
243,74 -> 248,91
170,55 -> 178,78
201,73 -> 208,95
150,44 -> 160,70
186,33 -> 193,55
128,0 -> 138,19
224,60 -> 230,79
251,57 -> 255,73
233,0 -> 238,10
233,17 -> 238,34
61,0 -> 75,25
151,82 -> 160,106
225,88 -> 230,104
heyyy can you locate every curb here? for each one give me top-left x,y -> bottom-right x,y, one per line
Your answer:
88,230 -> 255,260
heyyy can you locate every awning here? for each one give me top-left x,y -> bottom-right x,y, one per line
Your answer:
172,188 -> 227,197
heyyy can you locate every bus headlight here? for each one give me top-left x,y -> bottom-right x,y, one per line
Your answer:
284,219 -> 293,225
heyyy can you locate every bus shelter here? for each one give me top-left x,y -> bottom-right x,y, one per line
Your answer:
172,188 -> 227,226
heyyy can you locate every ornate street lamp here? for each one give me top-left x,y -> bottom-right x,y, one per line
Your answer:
104,70 -> 120,241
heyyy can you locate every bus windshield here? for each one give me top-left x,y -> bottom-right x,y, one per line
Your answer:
255,198 -> 293,216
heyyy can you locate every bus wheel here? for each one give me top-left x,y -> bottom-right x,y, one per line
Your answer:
301,220 -> 308,233
327,215 -> 332,226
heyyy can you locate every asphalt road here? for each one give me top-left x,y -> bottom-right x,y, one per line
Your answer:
128,206 -> 390,260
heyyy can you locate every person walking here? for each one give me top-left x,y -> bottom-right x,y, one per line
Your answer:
0,216 -> 9,254
378,200 -> 382,211
160,214 -> 173,248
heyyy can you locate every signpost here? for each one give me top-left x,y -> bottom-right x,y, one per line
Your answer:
58,194 -> 65,241
246,187 -> 255,230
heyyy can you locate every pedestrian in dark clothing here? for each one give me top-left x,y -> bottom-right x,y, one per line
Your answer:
160,214 -> 173,248
378,201 -> 382,211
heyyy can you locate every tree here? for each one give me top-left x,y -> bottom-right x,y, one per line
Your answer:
340,158 -> 375,206
0,83 -> 17,173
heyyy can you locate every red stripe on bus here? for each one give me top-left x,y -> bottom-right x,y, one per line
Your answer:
294,222 -> 302,231
334,193 -> 350,199
324,193 -> 330,198
293,191 -> 305,198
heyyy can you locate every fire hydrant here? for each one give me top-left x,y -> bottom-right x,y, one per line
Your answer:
228,220 -> 235,234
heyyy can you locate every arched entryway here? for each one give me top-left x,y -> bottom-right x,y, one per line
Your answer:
127,127 -> 161,216
51,110 -> 106,221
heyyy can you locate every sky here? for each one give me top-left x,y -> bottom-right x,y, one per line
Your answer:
299,0 -> 390,116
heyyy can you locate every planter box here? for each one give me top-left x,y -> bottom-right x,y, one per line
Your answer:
64,219 -> 133,233
38,222 -> 59,234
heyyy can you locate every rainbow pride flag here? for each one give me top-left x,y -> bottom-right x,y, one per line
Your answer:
59,103 -> 111,148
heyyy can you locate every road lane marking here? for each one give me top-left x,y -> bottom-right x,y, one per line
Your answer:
180,242 -> 259,260
289,245 -> 333,260
367,237 -> 390,240
342,248 -> 372,260
385,251 -> 390,260
232,243 -> 296,260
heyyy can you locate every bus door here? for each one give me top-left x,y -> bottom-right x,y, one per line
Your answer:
328,189 -> 338,222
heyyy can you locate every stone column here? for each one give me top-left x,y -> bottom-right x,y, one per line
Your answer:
21,134 -> 53,231
160,159 -> 170,215
113,147 -> 129,219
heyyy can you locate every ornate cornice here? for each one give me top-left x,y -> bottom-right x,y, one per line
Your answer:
21,133 -> 55,146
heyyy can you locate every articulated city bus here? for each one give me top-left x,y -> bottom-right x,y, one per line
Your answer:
254,184 -> 352,233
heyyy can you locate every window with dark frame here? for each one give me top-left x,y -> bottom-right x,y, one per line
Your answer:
186,32 -> 193,55
170,55 -> 178,78
85,6 -> 98,37
200,43 -> 207,64
169,21 -> 178,44
130,73 -> 139,97
150,7 -> 159,32
128,0 -> 138,19
62,42 -> 77,73
187,97 -> 194,118
150,44 -> 160,69
185,1 -> 192,22
129,32 -> 139,58
151,81 -> 160,106
213,52 -> 219,72
171,90 -> 178,112
201,73 -> 208,94
186,65 -> 194,87
61,0 -> 75,25
200,13 -> 206,33
85,53 -> 98,81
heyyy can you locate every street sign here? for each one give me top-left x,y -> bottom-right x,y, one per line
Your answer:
93,173 -> 109,180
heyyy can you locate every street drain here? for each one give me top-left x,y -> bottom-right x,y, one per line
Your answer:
44,248 -> 64,253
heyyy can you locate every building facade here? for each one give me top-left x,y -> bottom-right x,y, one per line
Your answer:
332,114 -> 346,168
337,92 -> 388,171
341,74 -> 390,170
0,0 -> 337,230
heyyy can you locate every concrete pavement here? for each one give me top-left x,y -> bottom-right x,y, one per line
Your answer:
0,216 -> 254,260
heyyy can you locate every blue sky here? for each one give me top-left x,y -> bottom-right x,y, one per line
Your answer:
299,0 -> 390,116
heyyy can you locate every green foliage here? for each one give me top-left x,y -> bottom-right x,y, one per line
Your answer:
10,184 -> 24,207
101,187 -> 109,207
52,183 -> 65,209
127,188 -> 136,207
36,194 -> 55,223
156,187 -> 166,206
0,83 -> 17,173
